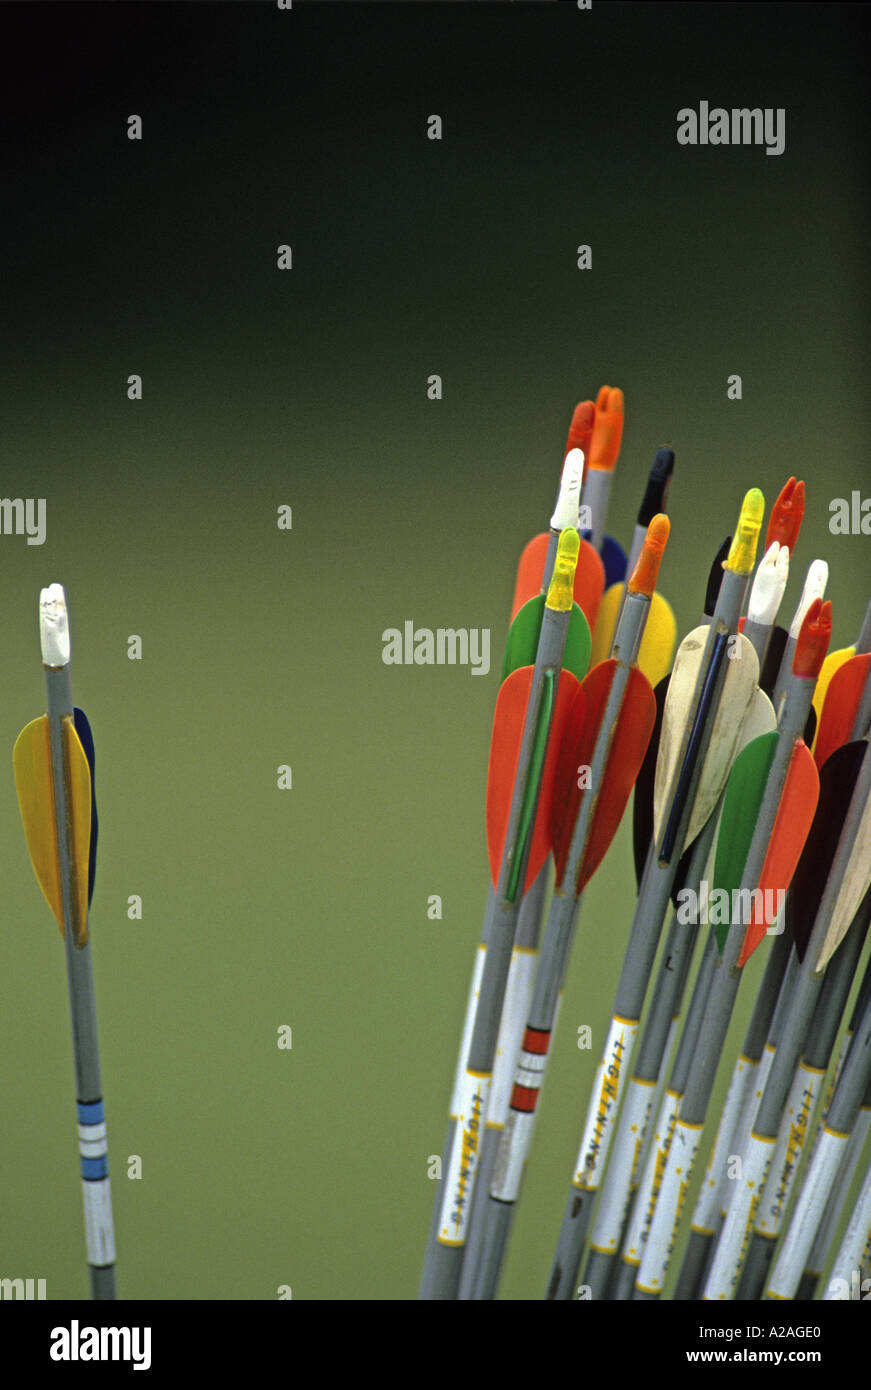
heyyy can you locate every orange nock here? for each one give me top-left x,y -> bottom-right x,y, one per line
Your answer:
628,513 -> 670,597
564,400 -> 595,462
587,385 -> 625,473
793,598 -> 832,679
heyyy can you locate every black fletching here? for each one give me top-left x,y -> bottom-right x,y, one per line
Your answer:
73,707 -> 98,907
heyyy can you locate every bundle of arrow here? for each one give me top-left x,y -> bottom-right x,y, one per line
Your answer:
419,386 -> 871,1301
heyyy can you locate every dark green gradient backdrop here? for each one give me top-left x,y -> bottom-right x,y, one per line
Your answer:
0,2 -> 868,1299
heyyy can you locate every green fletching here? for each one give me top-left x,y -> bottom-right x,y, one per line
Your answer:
501,597 -> 591,683
712,731 -> 778,953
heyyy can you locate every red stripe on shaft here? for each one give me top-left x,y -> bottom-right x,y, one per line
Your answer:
522,1027 -> 551,1055
511,1084 -> 539,1114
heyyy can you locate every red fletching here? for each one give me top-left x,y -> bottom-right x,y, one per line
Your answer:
813,652 -> 871,770
551,661 -> 656,893
510,532 -> 604,628
486,666 -> 580,895
738,739 -> 819,966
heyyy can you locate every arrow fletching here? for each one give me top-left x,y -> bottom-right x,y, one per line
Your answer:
654,627 -> 760,859
713,730 -> 779,953
14,713 -> 92,946
813,653 -> 871,770
551,662 -> 655,891
787,741 -> 866,963
485,666 -> 579,899
816,748 -> 871,971
591,587 -> 676,687
738,741 -> 819,965
811,646 -> 857,747
73,707 -> 98,907
502,594 -> 592,683
510,533 -> 604,627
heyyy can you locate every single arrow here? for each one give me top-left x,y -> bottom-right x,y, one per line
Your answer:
439,452 -> 590,1297
464,517 -> 668,1299
420,529 -> 587,1299
580,384 -> 628,587
748,477 -> 805,694
545,490 -> 765,1299
13,584 -> 116,1300
590,448 -> 677,687
632,600 -> 829,1299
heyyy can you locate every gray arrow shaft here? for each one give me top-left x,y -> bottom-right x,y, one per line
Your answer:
754,740 -> 871,1141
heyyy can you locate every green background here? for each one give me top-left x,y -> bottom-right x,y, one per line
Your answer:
0,1 -> 868,1300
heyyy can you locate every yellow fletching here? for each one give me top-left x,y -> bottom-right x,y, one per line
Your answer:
13,715 -> 92,946
591,583 -> 678,687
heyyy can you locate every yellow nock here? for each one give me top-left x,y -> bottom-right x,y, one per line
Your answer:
726,488 -> 765,575
546,527 -> 580,612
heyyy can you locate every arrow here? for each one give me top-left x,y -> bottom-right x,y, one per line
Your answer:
590,448 -> 677,686
700,632 -> 871,1301
420,529 -> 587,1299
736,884 -> 871,1299
632,599 -> 829,1299
767,967 -> 871,1299
797,950 -> 871,1298
545,490 -> 765,1299
13,585 -> 116,1300
817,990 -> 871,1299
590,546 -> 790,1300
589,678 -> 780,1300
747,477 -> 805,695
511,429 -> 606,628
580,384 -> 629,587
464,517 -> 668,1299
438,453 -> 591,1297
631,537 -> 731,888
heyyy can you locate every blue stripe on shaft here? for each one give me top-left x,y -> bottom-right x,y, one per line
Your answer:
77,1100 -> 104,1125
81,1156 -> 109,1180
